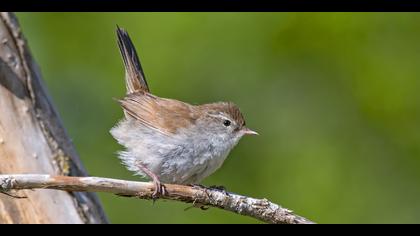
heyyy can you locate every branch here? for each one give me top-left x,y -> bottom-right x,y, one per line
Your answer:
0,174 -> 314,224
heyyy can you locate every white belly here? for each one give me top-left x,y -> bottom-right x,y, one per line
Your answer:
158,138 -> 232,184
111,119 -> 240,185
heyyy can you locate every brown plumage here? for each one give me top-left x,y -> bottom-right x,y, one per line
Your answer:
116,26 -> 149,94
116,27 -> 246,136
112,26 -> 257,196
119,92 -> 199,135
200,102 -> 246,127
119,92 -> 246,135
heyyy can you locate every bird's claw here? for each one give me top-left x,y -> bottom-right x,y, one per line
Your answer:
209,185 -> 227,191
189,184 -> 229,196
151,179 -> 166,202
209,185 -> 230,196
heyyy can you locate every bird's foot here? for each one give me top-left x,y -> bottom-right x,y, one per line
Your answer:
135,161 -> 166,202
209,185 -> 227,191
150,177 -> 166,203
189,184 -> 228,194
209,185 -> 230,196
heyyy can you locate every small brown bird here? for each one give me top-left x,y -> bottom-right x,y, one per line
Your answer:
111,26 -> 257,198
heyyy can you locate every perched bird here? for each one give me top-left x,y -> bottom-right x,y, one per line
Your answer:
111,26 -> 257,198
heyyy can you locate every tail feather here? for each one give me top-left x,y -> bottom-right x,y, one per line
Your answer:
116,26 -> 150,93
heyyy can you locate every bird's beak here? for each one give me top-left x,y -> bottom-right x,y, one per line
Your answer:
242,127 -> 259,136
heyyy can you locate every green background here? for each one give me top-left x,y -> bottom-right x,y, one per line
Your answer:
16,13 -> 420,223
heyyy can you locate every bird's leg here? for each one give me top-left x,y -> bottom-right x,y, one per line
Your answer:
136,161 -> 166,200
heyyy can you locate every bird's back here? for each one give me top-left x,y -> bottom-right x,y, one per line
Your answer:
118,92 -> 200,136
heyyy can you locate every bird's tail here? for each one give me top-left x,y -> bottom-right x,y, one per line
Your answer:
116,26 -> 150,94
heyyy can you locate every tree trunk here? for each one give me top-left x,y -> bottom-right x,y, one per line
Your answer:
0,12 -> 107,224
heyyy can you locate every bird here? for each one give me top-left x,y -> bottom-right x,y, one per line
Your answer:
110,26 -> 258,198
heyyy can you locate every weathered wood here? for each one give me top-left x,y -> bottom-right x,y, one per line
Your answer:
0,174 -> 315,224
0,12 -> 107,224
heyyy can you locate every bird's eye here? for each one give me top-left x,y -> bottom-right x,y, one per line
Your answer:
223,120 -> 231,127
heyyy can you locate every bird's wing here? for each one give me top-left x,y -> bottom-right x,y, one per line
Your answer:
118,92 -> 198,136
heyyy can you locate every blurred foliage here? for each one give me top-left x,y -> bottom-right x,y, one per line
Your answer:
15,13 -> 420,223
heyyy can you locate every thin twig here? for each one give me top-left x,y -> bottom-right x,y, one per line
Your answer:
0,174 -> 314,224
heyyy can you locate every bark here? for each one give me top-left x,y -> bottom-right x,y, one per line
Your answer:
0,174 -> 315,224
0,12 -> 107,224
